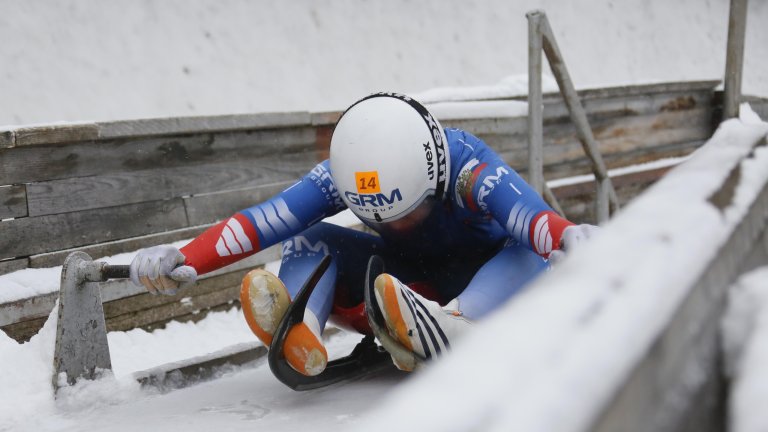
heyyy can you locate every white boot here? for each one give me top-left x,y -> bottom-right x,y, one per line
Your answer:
373,273 -> 471,370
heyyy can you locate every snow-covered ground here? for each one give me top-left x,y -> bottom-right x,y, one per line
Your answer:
0,304 -> 406,432
1,0 -> 767,126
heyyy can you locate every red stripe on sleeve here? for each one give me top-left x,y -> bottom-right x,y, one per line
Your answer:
180,213 -> 262,276
528,210 -> 574,258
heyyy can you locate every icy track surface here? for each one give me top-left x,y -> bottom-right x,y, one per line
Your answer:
0,304 -> 408,432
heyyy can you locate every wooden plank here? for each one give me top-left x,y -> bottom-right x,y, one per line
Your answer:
103,268 -> 247,318
0,129 -> 13,148
0,185 -> 27,219
2,244 -> 283,328
437,83 -> 716,136
444,94 -> 712,147
441,116 -> 528,136
552,166 -> 674,224
311,111 -> 342,126
184,181 -> 294,226
0,127 -> 316,185
107,286 -> 241,332
440,80 -> 719,104
26,151 -> 319,217
0,84 -> 716,186
540,108 -> 713,157
0,300 -> 240,343
548,89 -> 715,122
0,258 -> 29,275
572,80 -> 719,102
0,245 -> 281,340
0,292 -> 239,343
97,112 -> 311,139
132,302 -> 241,336
486,108 -> 711,177
0,199 -> 189,260
0,291 -> 58,329
14,123 -> 99,146
27,225 -> 212,270
511,140 -> 703,181
0,316 -> 47,342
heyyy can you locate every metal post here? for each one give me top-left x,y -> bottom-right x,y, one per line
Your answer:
527,11 -> 545,195
596,177 -> 611,223
537,14 -> 620,219
53,252 -> 113,391
543,185 -> 566,217
723,0 -> 749,120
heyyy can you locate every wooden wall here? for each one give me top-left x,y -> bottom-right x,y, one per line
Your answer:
0,81 -> 721,341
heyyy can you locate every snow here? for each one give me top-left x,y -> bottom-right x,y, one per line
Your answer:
108,307 -> 254,374
413,75 -> 557,104
0,300 -> 403,432
2,1 -> 768,429
1,0 -> 767,126
350,107 -> 768,432
722,266 -> 768,432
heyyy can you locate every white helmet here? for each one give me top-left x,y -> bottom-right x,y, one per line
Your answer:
330,92 -> 450,224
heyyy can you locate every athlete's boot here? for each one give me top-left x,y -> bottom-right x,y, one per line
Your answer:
373,273 -> 471,371
240,269 -> 328,376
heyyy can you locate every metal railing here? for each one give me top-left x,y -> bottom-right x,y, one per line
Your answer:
723,0 -> 749,120
527,10 -> 620,222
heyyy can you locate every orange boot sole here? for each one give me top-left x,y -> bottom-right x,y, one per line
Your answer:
240,268 -> 291,347
241,268 -> 328,376
283,322 -> 328,376
375,273 -> 414,352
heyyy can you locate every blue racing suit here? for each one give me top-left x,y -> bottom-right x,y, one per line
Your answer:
182,129 -> 573,328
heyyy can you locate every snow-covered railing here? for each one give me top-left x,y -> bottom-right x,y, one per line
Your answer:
0,81 -> 721,341
355,108 -> 768,432
722,267 -> 768,432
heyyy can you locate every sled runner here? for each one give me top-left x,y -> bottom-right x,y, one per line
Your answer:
268,255 -> 398,390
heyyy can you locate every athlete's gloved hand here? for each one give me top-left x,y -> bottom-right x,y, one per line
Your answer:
548,224 -> 600,266
129,245 -> 198,295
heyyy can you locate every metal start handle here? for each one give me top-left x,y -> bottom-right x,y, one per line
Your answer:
78,262 -> 196,283
102,265 -> 130,280
77,262 -> 130,282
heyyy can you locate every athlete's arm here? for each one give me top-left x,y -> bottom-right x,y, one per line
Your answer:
181,160 -> 345,275
452,130 -> 573,258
